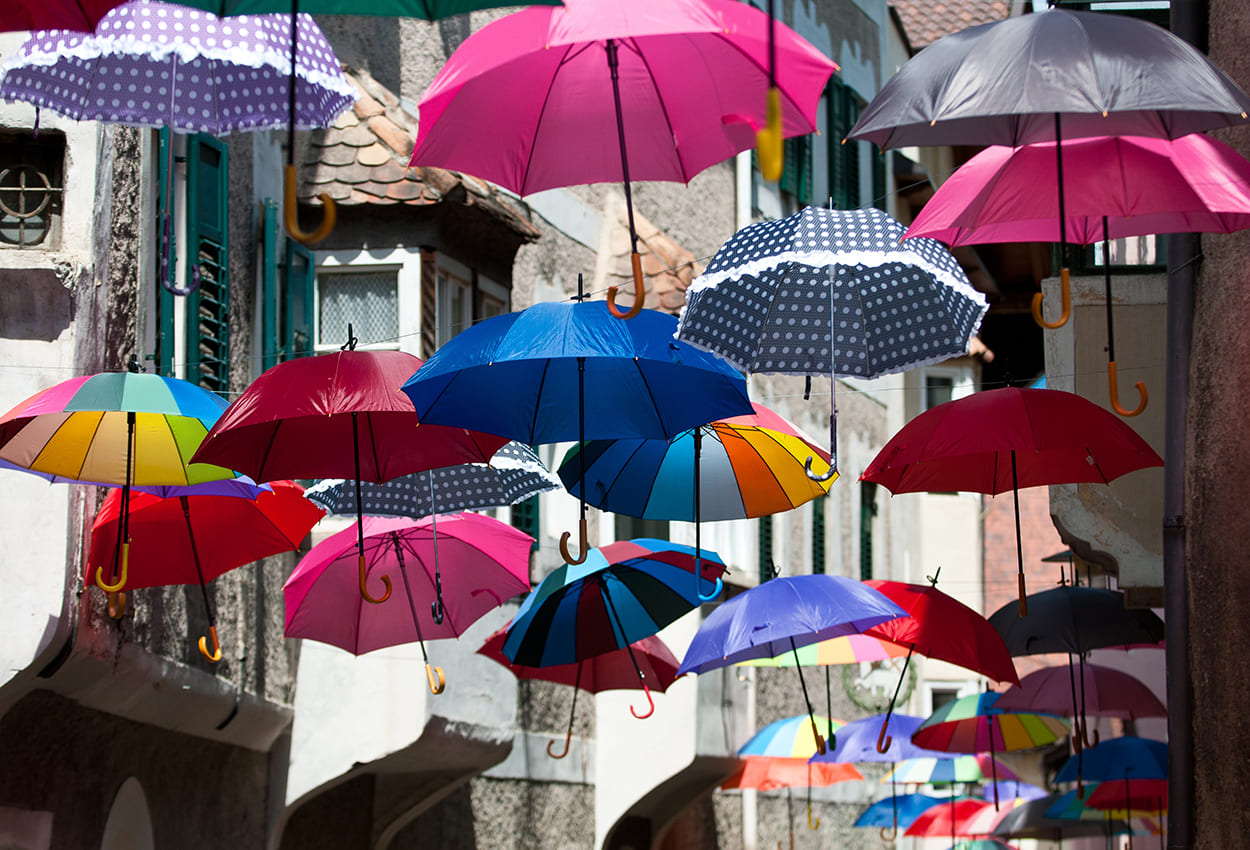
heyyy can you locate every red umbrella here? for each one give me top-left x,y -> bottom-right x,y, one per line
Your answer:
721,760 -> 863,849
904,798 -> 995,839
1086,779 -> 1168,813
191,339 -> 508,605
2,0 -> 128,31
478,626 -> 680,759
860,574 -> 1020,756
861,388 -> 1163,615
88,480 -> 324,660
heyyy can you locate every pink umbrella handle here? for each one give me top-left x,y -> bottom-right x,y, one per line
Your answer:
1032,267 -> 1072,329
606,255 -> 645,320
284,165 -> 336,245
1109,361 -> 1148,417
630,681 -> 656,720
198,625 -> 222,663
358,552 -> 392,604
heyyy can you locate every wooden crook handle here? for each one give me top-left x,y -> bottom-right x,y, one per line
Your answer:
547,728 -> 572,759
876,721 -> 892,755
284,164 -> 336,245
606,253 -> 645,319
1108,361 -> 1148,417
198,624 -> 222,662
425,662 -> 446,695
559,517 -> 589,565
107,591 -> 127,620
1018,573 -> 1029,617
359,553 -> 392,604
1032,267 -> 1072,329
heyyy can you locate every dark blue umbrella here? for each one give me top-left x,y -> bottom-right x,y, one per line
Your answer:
1055,736 -> 1167,784
402,297 -> 752,563
679,574 -> 906,755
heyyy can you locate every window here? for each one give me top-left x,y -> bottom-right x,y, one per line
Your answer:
261,199 -> 314,365
929,686 -> 962,715
615,514 -> 669,543
859,481 -> 877,581
758,515 -> 773,584
0,129 -> 64,248
316,268 -> 399,350
811,495 -> 826,574
437,266 -> 473,348
925,374 -> 955,411
825,78 -> 864,210
780,135 -> 813,209
511,494 -> 540,552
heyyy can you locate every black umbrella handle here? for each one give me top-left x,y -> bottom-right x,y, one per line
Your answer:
694,428 -> 722,602
1011,450 -> 1028,617
1103,217 -> 1148,417
561,358 -> 589,565
603,39 -> 645,320
354,412 -> 391,604
393,533 -> 444,695
1033,113 -> 1071,329
284,0 -> 335,245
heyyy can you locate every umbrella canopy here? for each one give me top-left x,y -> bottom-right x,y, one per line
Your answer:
982,782 -> 1048,804
946,840 -> 1018,850
996,662 -> 1167,721
678,575 -> 907,674
739,714 -> 847,760
993,793 -> 1134,841
402,302 -> 752,445
904,798 -> 995,838
503,538 -> 726,666
848,8 -> 1250,149
1054,737 -> 1168,785
883,754 -> 1021,786
2,0 -> 128,32
989,586 -> 1166,656
557,402 -> 834,521
912,693 -> 1070,754
815,713 -> 948,764
284,512 -> 532,652
304,441 -> 560,518
1085,779 -> 1168,813
171,0 -> 558,15
737,633 -> 911,668
720,757 -> 862,792
905,134 -> 1250,247
853,793 -> 945,830
193,349 -> 506,482
0,0 -> 355,134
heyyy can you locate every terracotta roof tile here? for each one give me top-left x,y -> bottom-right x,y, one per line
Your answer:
298,67 -> 539,240
892,0 -> 1011,50
600,194 -> 702,317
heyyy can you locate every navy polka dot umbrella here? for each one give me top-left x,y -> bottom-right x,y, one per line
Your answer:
676,207 -> 988,479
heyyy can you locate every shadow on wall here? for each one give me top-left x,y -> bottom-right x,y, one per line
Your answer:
0,269 -> 72,341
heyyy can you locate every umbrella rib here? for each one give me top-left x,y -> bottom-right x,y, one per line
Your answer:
739,426 -> 804,503
71,410 -> 106,481
630,359 -> 667,438
706,30 -> 809,147
620,37 -> 687,181
257,421 -> 284,484
528,359 -> 553,444
366,413 -> 384,483
518,42 -> 579,196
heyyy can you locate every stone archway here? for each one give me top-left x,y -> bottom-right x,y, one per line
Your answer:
99,778 -> 154,850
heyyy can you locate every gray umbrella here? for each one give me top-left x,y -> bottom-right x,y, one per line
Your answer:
675,206 -> 987,477
847,7 -> 1250,329
991,794 -> 1134,842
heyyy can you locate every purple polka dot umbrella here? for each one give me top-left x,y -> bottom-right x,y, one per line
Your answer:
0,0 -> 355,134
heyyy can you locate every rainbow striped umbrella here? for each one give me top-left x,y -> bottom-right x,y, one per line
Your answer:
739,714 -> 849,759
738,633 -> 910,667
0,369 -> 236,602
913,693 -> 1070,754
883,754 -> 1021,785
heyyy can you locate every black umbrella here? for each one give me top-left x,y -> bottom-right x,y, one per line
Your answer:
847,6 -> 1250,329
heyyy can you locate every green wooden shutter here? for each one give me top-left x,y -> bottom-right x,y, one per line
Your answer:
284,237 -> 314,359
780,136 -> 813,206
261,199 -> 279,368
185,134 -> 229,391
154,128 -> 175,376
843,90 -> 862,209
261,198 -> 315,366
859,481 -> 878,581
511,495 -> 540,552
811,495 -> 826,575
826,79 -> 846,208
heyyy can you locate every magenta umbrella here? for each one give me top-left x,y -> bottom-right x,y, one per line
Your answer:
905,133 -> 1250,417
410,0 -> 835,317
283,512 -> 533,693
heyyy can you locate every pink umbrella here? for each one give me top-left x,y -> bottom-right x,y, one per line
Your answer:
410,0 -> 835,317
905,133 -> 1250,416
283,512 -> 533,693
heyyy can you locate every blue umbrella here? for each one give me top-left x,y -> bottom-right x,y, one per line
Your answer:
679,574 -> 906,755
854,793 -> 945,830
1054,736 -> 1167,784
503,538 -> 726,719
402,297 -> 752,563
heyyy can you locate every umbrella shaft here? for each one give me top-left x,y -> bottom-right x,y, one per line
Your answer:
288,0 -> 299,165
605,40 -> 638,253
392,534 -> 429,663
1103,216 -> 1116,361
181,496 -> 215,627
1055,112 -> 1068,263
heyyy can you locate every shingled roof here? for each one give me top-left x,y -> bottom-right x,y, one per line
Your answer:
299,67 -> 540,240
892,0 -> 1011,51
600,194 -> 702,316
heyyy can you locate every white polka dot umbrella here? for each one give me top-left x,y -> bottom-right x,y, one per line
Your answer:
676,207 -> 988,477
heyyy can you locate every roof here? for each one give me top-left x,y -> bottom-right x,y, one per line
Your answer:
601,194 -> 702,316
299,67 -> 540,241
891,0 -> 1012,51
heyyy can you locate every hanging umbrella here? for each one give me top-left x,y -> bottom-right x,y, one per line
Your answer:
739,714 -> 849,760
737,633 -> 910,667
192,344 -> 508,605
945,840 -> 1018,850
846,6 -> 1250,330
905,132 -> 1250,415
1086,779 -> 1168,814
558,401 -> 833,600
721,755 -> 862,839
991,793 -> 1135,842
304,440 -> 558,622
478,626 -> 679,759
284,512 -> 533,693
0,367 -> 238,610
996,662 -> 1167,726
882,754 -> 1021,786
981,782 -> 1048,804
904,798 -> 995,839
853,792 -> 945,831
1055,737 -> 1168,786
409,0 -> 835,317
862,387 -> 1163,614
676,206 -> 987,479
858,575 -> 1019,758
679,575 -> 906,755
402,299 -> 752,564
503,539 -> 726,719
89,480 -> 323,660
2,1 -> 129,32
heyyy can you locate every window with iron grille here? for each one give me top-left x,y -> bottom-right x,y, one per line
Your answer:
317,269 -> 400,350
0,130 -> 64,249
811,495 -> 827,574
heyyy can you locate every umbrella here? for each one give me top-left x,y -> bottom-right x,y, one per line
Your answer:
89,480 -> 323,660
503,539 -> 726,719
1086,779 -> 1168,814
304,440 -> 558,622
737,633 -> 910,667
1055,737 -> 1168,785
284,512 -> 533,693
192,344 -> 508,604
991,793 -> 1134,842
996,662 -> 1167,730
0,367 -> 237,608
882,754 -> 1021,786
859,575 -> 1019,757
981,782 -> 1048,804
410,0 -> 835,317
739,714 -> 848,760
721,756 -> 863,838
0,0 -> 356,256
558,401 -> 833,600
401,298 -> 752,563
478,627 -> 680,759
853,792 -> 944,831
846,7 -> 1250,329
904,798 -> 994,839
2,0 -> 128,32
946,841 -> 1017,850
905,133 -> 1250,415
862,387 -> 1163,614
679,574 -> 906,754
676,206 -> 987,478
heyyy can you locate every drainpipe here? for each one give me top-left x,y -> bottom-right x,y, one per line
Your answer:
1165,9 -> 1204,848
